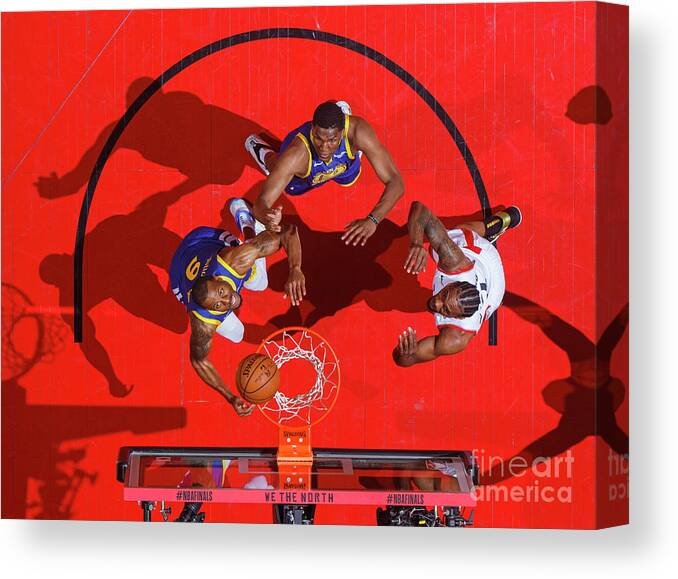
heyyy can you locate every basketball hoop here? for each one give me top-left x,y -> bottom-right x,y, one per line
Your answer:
256,326 -> 340,428
256,327 -> 340,491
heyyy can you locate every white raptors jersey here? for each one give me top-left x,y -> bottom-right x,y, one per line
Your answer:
430,228 -> 506,333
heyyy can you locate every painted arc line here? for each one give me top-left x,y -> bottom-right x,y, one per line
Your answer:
73,27 -> 492,342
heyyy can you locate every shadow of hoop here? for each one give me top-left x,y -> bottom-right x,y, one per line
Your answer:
2,282 -> 69,382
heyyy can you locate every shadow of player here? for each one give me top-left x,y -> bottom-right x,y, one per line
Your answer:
565,85 -> 613,125
34,76 -> 279,199
33,77 -> 281,393
39,186 -> 192,397
266,214 -> 416,328
1,283 -> 187,519
481,293 -> 628,485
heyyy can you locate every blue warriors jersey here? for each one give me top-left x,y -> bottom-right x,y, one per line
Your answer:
169,227 -> 254,326
279,114 -> 361,196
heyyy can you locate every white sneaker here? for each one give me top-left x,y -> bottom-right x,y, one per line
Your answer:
335,100 -> 352,115
228,197 -> 265,235
245,134 -> 273,176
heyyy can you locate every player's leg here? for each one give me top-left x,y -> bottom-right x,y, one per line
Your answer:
229,197 -> 265,239
229,198 -> 269,291
243,258 -> 269,292
454,220 -> 485,236
245,135 -> 278,175
457,206 -> 522,241
215,313 -> 245,343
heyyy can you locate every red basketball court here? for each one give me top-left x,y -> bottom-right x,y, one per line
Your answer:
2,3 -> 628,527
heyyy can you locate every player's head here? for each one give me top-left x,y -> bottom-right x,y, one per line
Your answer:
192,276 -> 242,312
311,101 -> 345,162
427,282 -> 480,319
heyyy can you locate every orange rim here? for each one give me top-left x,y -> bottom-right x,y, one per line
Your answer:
255,326 -> 340,428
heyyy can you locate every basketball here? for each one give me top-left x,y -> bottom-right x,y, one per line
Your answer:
236,353 -> 280,404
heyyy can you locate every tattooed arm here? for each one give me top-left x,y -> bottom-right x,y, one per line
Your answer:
404,201 -> 472,274
189,315 -> 253,416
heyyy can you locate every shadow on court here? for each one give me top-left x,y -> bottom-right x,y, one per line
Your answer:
1,283 -> 187,520
39,187 -> 190,397
35,76 -> 278,200
34,78 -> 280,395
480,294 -> 628,485
222,188 -> 486,343
1,379 -> 187,520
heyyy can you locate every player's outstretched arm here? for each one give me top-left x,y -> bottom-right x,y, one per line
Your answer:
392,327 -> 472,367
405,201 -> 471,274
342,117 -> 404,246
279,224 -> 306,306
222,225 -> 306,305
254,141 -> 309,232
188,315 -> 254,417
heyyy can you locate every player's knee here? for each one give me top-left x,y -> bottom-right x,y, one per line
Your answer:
227,325 -> 245,343
248,267 -> 269,291
256,271 -> 269,291
216,320 -> 245,343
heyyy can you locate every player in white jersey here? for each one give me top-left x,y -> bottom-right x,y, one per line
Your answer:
393,201 -> 521,366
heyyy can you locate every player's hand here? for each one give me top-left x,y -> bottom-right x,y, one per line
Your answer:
342,217 -> 377,246
263,206 -> 283,233
34,171 -> 62,199
396,327 -> 418,356
404,243 -> 427,274
231,396 -> 255,417
284,266 -> 306,306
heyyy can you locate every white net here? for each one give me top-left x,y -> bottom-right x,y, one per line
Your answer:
259,328 -> 339,426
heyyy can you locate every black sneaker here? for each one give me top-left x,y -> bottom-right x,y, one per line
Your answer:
245,134 -> 273,176
485,206 -> 522,242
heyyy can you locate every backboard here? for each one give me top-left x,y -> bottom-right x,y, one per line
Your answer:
117,447 -> 477,526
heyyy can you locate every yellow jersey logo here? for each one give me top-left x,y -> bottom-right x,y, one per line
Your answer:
186,256 -> 200,281
311,163 -> 347,185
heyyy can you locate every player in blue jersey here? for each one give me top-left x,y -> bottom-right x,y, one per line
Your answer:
169,199 -> 305,416
246,101 -> 404,247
